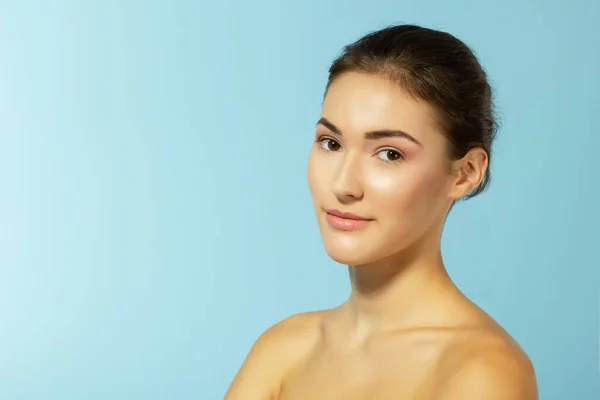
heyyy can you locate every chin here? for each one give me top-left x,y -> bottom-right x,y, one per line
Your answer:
326,251 -> 369,266
321,234 -> 389,266
318,220 -> 421,266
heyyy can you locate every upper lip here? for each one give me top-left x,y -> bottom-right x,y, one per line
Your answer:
325,208 -> 373,221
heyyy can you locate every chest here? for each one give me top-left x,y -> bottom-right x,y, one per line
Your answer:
278,342 -> 442,400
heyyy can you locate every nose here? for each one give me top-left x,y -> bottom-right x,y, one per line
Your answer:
332,153 -> 363,203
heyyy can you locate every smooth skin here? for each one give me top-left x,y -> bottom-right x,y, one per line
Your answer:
225,72 -> 538,400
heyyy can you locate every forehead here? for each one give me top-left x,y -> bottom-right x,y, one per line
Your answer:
321,72 -> 443,142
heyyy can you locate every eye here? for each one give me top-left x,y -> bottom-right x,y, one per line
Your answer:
317,137 -> 342,152
376,149 -> 404,162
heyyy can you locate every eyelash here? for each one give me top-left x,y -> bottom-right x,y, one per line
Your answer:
314,135 -> 405,163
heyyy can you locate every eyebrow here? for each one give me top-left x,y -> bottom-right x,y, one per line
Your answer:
316,117 -> 422,147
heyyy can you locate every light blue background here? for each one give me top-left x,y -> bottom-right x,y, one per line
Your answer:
1,1 -> 598,399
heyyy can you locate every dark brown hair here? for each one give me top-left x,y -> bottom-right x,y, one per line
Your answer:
325,24 -> 498,200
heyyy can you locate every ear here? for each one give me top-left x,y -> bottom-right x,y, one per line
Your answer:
448,147 -> 488,200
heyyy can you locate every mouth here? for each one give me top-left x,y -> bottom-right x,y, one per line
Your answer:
324,208 -> 374,231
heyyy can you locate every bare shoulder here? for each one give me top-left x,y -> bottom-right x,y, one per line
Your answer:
434,328 -> 538,400
224,310 -> 326,400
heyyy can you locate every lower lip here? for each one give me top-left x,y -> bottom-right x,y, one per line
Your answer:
325,213 -> 373,231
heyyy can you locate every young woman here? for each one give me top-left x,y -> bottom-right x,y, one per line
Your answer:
225,24 -> 538,400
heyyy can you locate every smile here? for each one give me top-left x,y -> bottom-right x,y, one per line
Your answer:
324,209 -> 374,231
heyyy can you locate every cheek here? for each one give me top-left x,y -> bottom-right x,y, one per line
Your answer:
307,149 -> 327,199
364,164 -> 447,214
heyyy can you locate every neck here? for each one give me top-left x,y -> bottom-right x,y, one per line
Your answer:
338,234 -> 462,341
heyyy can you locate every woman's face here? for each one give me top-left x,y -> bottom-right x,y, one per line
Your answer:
307,72 -> 456,266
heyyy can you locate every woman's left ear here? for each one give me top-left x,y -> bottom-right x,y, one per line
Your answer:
448,147 -> 488,200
